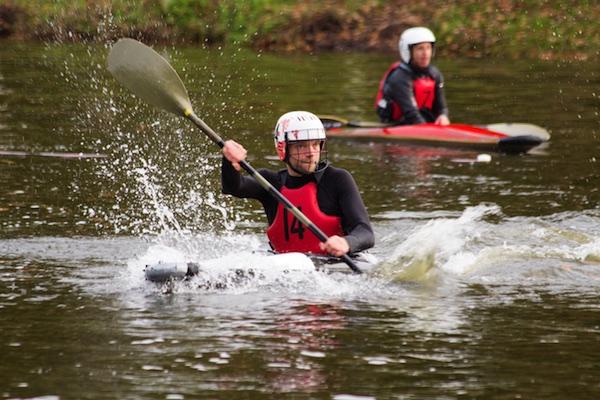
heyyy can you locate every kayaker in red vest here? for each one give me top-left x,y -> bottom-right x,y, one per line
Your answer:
221,111 -> 374,257
375,27 -> 450,126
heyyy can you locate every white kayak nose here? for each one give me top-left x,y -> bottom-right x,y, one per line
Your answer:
144,262 -> 199,283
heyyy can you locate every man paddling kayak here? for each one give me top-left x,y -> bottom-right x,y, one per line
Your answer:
375,27 -> 450,126
222,111 -> 374,257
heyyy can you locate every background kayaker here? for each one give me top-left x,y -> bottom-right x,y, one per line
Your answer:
221,110 -> 374,257
375,27 -> 450,126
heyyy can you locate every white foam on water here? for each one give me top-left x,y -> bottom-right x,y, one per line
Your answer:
5,204 -> 596,308
333,395 -> 376,400
575,238 -> 600,262
373,205 -> 600,290
186,251 -> 318,292
116,229 -> 396,301
375,204 -> 501,281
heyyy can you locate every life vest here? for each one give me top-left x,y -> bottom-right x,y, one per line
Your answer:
266,181 -> 343,254
375,61 -> 436,121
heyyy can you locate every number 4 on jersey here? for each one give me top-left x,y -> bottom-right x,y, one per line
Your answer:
283,208 -> 305,241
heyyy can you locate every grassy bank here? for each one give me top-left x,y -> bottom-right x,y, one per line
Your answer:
1,0 -> 598,60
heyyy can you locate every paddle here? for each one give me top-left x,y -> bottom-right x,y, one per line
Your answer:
0,150 -> 106,159
319,114 -> 550,140
318,114 -> 390,129
107,38 -> 362,274
484,123 -> 550,140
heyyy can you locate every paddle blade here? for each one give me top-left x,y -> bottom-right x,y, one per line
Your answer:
485,123 -> 550,141
107,38 -> 193,116
318,115 -> 349,129
318,115 -> 390,129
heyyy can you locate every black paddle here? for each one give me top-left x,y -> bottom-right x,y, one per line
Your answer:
318,114 -> 390,129
107,38 -> 362,274
0,150 -> 106,159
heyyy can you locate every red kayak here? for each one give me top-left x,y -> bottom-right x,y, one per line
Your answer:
319,116 -> 550,154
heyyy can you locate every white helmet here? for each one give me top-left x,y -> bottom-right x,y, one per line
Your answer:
274,111 -> 326,161
398,27 -> 436,64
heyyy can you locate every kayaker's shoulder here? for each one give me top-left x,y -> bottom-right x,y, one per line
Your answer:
389,63 -> 412,79
320,164 -> 355,182
256,167 -> 286,185
427,64 -> 444,78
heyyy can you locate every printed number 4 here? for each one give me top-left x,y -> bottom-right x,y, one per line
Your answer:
283,208 -> 305,241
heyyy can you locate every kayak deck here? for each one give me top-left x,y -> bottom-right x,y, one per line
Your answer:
144,252 -> 377,284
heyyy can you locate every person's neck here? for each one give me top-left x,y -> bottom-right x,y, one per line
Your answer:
287,166 -> 305,177
410,62 -> 430,72
285,160 -> 328,178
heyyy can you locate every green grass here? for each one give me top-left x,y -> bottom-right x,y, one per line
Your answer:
2,0 -> 599,59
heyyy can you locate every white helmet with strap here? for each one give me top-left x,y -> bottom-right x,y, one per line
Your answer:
274,111 -> 326,161
398,27 -> 436,64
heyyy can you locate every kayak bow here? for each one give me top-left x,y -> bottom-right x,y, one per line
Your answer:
144,252 -> 377,283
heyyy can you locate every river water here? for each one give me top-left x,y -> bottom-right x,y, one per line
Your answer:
1,42 -> 599,399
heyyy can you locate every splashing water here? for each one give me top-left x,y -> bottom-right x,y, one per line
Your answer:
374,204 -> 501,282
371,205 -> 600,292
51,42 -> 267,238
44,9 -> 272,240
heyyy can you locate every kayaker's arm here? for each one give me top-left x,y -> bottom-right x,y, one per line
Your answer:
432,68 -> 450,124
222,139 -> 247,171
221,140 -> 273,202
319,235 -> 350,257
222,156 -> 260,198
343,217 -> 375,254
332,169 -> 375,253
222,156 -> 281,203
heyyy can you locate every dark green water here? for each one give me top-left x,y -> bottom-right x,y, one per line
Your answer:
1,42 -> 599,399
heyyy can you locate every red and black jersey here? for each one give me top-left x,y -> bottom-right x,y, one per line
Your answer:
221,159 -> 374,254
266,182 -> 344,254
375,61 -> 449,124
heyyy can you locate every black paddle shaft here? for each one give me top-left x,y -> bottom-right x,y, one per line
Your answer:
187,112 -> 363,274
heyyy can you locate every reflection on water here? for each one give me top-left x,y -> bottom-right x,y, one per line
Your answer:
0,42 -> 599,398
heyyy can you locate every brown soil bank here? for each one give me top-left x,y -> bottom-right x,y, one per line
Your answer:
254,0 -> 598,61
1,0 -> 598,60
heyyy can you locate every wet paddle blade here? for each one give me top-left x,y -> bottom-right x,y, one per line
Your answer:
107,38 -> 193,116
318,114 -> 389,129
485,123 -> 550,141
318,115 -> 349,129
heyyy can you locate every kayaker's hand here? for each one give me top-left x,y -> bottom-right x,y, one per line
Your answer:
435,115 -> 450,126
223,140 -> 247,171
319,235 -> 350,257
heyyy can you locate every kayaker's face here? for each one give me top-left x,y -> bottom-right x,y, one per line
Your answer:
287,140 -> 322,175
410,42 -> 433,69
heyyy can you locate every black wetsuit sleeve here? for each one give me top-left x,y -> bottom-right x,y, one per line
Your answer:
221,157 -> 281,222
385,68 -> 427,124
432,69 -> 449,118
222,156 -> 267,200
323,168 -> 375,253
221,157 -> 281,207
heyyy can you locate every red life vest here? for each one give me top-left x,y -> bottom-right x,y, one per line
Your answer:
266,182 -> 343,254
374,61 -> 436,121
